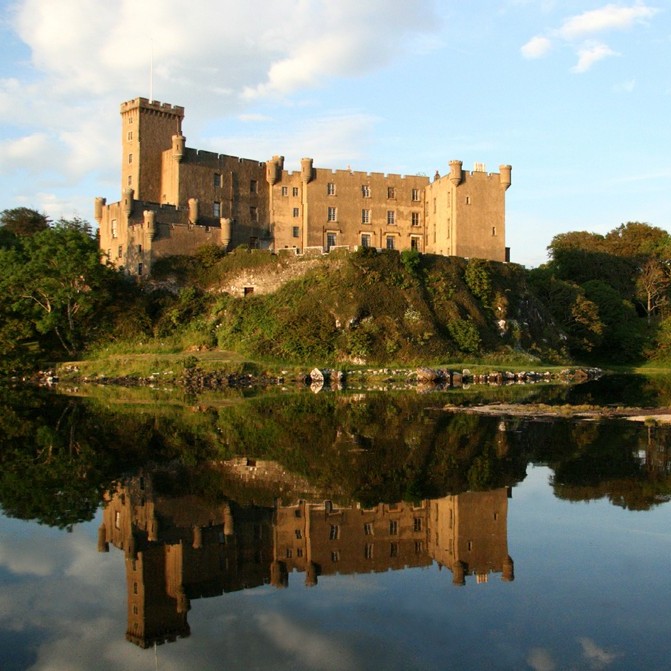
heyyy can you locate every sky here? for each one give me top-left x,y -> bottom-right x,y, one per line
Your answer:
0,0 -> 669,267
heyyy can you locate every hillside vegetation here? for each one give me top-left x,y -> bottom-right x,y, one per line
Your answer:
189,247 -> 562,365
2,206 -> 671,373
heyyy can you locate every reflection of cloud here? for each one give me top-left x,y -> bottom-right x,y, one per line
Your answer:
579,637 -> 620,669
0,537 -> 56,577
256,611 -> 356,671
527,647 -> 556,671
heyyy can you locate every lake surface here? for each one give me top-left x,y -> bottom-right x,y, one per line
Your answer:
1,379 -> 671,670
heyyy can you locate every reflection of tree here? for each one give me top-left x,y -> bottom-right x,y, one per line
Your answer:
0,389 -> 221,527
517,418 -> 671,510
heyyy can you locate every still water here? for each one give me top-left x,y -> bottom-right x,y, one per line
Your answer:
1,381 -> 671,670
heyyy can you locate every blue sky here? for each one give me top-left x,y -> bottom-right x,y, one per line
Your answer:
0,0 -> 668,267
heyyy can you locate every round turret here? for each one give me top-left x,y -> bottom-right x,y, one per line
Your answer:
122,187 -> 134,217
301,157 -> 314,184
305,561 -> 319,587
188,198 -> 199,224
172,134 -> 185,162
220,218 -> 232,250
502,555 -> 515,582
266,155 -> 284,185
97,523 -> 109,553
452,560 -> 466,586
223,501 -> 234,536
270,561 -> 289,588
449,160 -> 463,186
94,197 -> 106,222
499,164 -> 512,191
143,210 -> 156,240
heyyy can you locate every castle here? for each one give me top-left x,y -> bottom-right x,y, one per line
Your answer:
96,97 -> 512,276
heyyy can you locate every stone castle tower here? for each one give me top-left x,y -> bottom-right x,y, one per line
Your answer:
96,98 -> 511,279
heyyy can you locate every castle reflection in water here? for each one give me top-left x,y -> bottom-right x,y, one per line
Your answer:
98,461 -> 514,649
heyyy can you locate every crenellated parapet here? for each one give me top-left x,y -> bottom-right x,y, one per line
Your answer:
121,97 -> 185,121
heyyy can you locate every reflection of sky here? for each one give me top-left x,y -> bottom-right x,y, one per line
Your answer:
2,467 -> 671,670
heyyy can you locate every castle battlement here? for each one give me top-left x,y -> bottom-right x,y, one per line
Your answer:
121,97 -> 185,117
98,98 -> 512,277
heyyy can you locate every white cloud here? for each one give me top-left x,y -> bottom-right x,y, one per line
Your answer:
571,42 -> 619,73
521,36 -> 553,59
558,3 -> 658,41
520,2 -> 658,72
0,0 -> 439,220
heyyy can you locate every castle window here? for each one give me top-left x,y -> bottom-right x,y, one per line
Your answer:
433,198 -> 436,213
137,263 -> 143,276
492,226 -> 497,236
361,234 -> 371,248
331,551 -> 340,562
128,153 -> 133,164
250,179 -> 258,193
111,219 -> 118,239
127,176 -> 132,186
390,542 -> 398,557
295,529 -> 302,539
415,540 -> 424,553
326,232 -> 337,250
361,184 -> 371,198
117,245 -> 123,259
133,605 -> 139,615
365,543 -> 374,559
389,520 -> 398,535
281,186 -> 288,196
413,517 -> 422,532
412,188 -> 420,202
327,182 -> 336,196
412,212 -> 420,227
127,131 -> 132,141
386,210 -> 396,226
133,582 -> 138,594
410,237 -> 420,251
465,196 -> 471,205
293,207 -> 300,218
387,186 -> 395,199
296,548 -> 303,557
214,173 -> 222,187
327,207 -> 337,222
292,226 -> 300,238
114,511 -> 120,529
386,236 -> 395,250
250,206 -> 258,221
361,209 -> 370,224
329,524 -> 340,540
213,201 -> 221,218
286,548 -> 292,558
468,541 -> 473,551
292,187 -> 299,197
364,522 -> 374,535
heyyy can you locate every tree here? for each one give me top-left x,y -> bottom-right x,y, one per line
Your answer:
0,219 -> 119,361
636,258 -> 671,322
0,207 -> 50,236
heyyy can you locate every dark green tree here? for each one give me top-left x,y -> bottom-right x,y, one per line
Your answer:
0,207 -> 50,236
